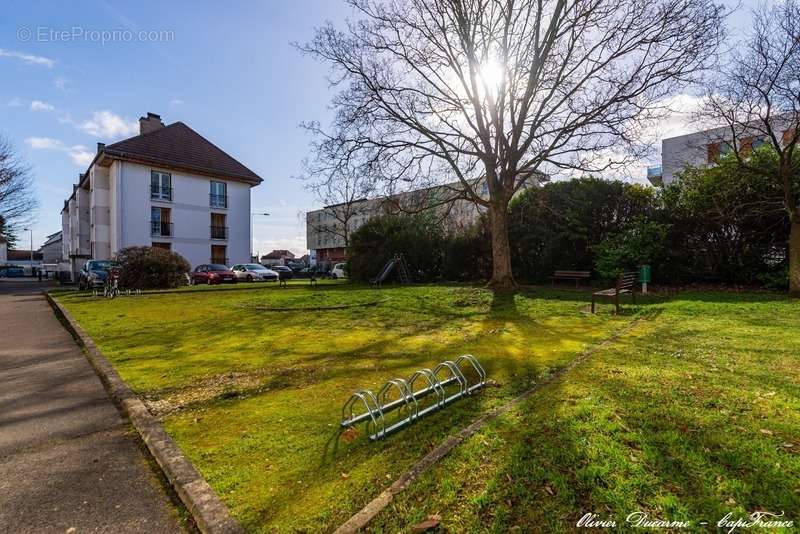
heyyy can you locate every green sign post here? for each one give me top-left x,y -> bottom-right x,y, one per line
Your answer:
639,265 -> 651,294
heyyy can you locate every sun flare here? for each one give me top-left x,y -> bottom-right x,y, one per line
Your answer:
477,60 -> 505,95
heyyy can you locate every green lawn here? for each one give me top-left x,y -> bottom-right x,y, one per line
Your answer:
55,282 -> 638,531
370,292 -> 800,532
54,284 -> 800,532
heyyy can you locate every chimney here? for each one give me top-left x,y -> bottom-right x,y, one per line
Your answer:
139,112 -> 164,135
97,142 -> 105,153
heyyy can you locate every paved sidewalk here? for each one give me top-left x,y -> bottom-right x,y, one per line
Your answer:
0,280 -> 183,533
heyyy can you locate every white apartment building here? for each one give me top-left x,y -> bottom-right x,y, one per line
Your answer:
648,119 -> 797,187
61,112 -> 262,278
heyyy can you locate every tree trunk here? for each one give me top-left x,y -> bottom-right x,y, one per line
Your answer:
487,202 -> 517,291
790,222 -> 800,298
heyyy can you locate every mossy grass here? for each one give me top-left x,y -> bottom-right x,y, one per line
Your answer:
55,285 -> 800,531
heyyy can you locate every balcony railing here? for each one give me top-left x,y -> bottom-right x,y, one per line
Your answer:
210,194 -> 228,208
150,185 -> 173,201
646,165 -> 663,187
210,226 -> 228,240
150,221 -> 173,237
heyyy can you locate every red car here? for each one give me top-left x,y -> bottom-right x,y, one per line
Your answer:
191,264 -> 238,285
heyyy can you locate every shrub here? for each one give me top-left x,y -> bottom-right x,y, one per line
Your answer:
347,214 -> 444,282
594,218 -> 669,280
116,246 -> 190,290
442,220 -> 491,281
658,148 -> 791,285
509,177 -> 656,282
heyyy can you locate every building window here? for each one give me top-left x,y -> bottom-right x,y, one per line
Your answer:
152,242 -> 171,251
211,244 -> 227,265
151,207 -> 172,237
707,142 -> 734,163
210,213 -> 227,240
151,171 -> 172,201
210,181 -> 227,208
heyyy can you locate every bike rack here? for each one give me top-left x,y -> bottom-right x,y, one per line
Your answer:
340,355 -> 487,441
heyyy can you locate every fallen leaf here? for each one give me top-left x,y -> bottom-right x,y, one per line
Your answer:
341,427 -> 359,443
760,429 -> 774,436
411,515 -> 441,533
340,472 -> 349,479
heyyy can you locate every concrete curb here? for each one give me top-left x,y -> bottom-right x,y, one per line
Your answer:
45,292 -> 244,534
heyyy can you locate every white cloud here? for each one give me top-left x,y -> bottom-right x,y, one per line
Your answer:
26,136 -> 65,150
647,94 -> 708,141
7,97 -> 23,107
68,145 -> 94,166
78,110 -> 138,139
30,100 -> 55,112
169,99 -> 184,106
0,48 -> 55,68
54,76 -> 68,91
25,136 -> 94,167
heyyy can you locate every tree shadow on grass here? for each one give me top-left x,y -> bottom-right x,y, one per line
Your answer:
389,316 -> 800,532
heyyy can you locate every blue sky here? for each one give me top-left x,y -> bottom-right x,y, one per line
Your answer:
0,0 -> 756,253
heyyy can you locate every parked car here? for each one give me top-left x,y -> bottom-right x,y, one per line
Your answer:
191,264 -> 237,285
293,267 -> 316,279
273,265 -> 293,280
231,263 -> 279,282
286,261 -> 307,272
0,266 -> 25,278
315,265 -> 332,279
331,263 -> 348,279
78,260 -> 118,290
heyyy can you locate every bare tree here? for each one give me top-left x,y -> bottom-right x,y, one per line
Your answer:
0,135 -> 36,241
701,0 -> 800,296
304,162 -> 374,250
300,0 -> 725,289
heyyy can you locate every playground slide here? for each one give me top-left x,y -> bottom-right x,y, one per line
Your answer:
370,259 -> 396,284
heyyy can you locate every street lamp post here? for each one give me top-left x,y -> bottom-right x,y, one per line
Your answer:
251,212 -> 270,262
23,227 -> 33,276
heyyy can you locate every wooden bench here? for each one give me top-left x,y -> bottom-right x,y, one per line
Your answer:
550,270 -> 591,288
591,271 -> 638,314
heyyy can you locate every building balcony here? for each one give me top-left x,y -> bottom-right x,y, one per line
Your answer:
646,165 -> 663,187
210,226 -> 228,240
150,185 -> 173,201
150,221 -> 173,237
210,194 -> 228,209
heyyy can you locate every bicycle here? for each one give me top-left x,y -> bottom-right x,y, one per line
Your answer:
103,267 -> 121,299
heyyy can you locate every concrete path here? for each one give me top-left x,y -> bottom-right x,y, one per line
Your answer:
0,280 -> 183,533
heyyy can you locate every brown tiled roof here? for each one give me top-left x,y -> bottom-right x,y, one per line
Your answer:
103,122 -> 262,185
261,249 -> 294,259
8,250 -> 43,261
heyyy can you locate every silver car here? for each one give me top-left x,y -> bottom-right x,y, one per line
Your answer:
231,263 -> 279,282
